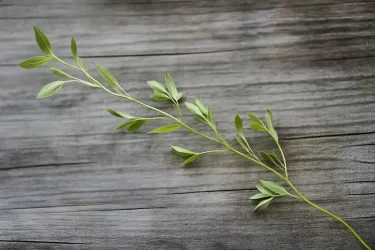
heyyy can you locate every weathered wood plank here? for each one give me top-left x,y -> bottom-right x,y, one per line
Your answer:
2,1 -> 375,64
2,53 -> 375,139
0,1 -> 374,249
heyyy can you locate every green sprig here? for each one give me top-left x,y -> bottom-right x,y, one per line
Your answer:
18,25 -> 372,250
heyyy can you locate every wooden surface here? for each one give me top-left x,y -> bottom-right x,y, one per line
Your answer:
1,0 -> 374,249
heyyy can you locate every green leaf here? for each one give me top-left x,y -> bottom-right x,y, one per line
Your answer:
151,92 -> 171,101
70,38 -> 88,71
36,81 -> 64,99
127,120 -> 147,133
254,197 -> 273,211
195,97 -> 208,115
182,154 -> 200,166
185,102 -> 204,118
261,152 -> 283,167
270,129 -> 278,141
34,25 -> 53,56
70,38 -> 88,72
268,152 -> 283,166
248,113 -> 265,126
148,124 -> 182,134
107,109 -> 134,119
71,38 -> 78,58
260,180 -> 290,196
18,56 -> 54,69
265,109 -> 278,141
249,123 -> 267,132
48,67 -> 71,78
165,72 -> 178,100
256,184 -> 276,196
234,114 -> 244,135
75,57 -> 87,72
235,135 -> 251,154
235,115 -> 252,153
176,92 -> 184,101
195,116 -> 208,124
250,193 -> 271,200
76,80 -> 99,88
147,80 -> 168,93
116,120 -> 136,129
265,109 -> 273,130
171,146 -> 196,158
96,64 -> 120,89
207,107 -> 216,127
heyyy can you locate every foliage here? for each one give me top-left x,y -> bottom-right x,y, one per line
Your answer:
18,26 -> 372,250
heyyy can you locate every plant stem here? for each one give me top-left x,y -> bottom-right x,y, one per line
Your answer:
230,148 -> 286,180
276,141 -> 288,177
285,179 -> 372,250
56,57 -> 371,249
58,57 -> 286,179
56,58 -> 221,145
130,97 -> 222,144
198,149 -> 229,155
173,102 -> 184,121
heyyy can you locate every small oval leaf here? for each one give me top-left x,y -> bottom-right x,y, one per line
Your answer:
151,92 -> 171,101
195,97 -> 208,115
107,109 -> 134,119
234,114 -> 244,135
171,146 -> 196,158
18,56 -> 54,69
250,193 -> 271,200
34,25 -> 53,56
254,197 -> 273,211
182,154 -> 200,166
249,123 -> 267,132
36,81 -> 64,99
148,124 -> 182,134
207,107 -> 216,127
147,81 -> 168,94
165,72 -> 178,100
48,67 -> 71,78
235,135 -> 251,154
116,120 -> 136,130
261,152 -> 283,168
96,64 -> 120,89
248,113 -> 265,126
71,38 -> 78,58
75,57 -> 87,72
256,184 -> 276,196
176,92 -> 184,101
265,109 -> 273,130
127,120 -> 147,133
185,102 -> 204,118
260,180 -> 290,196
265,109 -> 278,141
70,38 -> 88,73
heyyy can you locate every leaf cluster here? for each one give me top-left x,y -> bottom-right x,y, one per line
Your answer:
234,114 -> 253,156
250,180 -> 292,211
19,25 -> 289,213
18,25 -> 124,99
185,98 -> 216,128
171,146 -> 200,166
248,110 -> 278,142
147,73 -> 183,103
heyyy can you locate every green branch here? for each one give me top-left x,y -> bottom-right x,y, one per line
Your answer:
18,25 -> 372,250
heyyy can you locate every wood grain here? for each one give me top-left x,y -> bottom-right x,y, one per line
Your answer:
0,1 -> 374,249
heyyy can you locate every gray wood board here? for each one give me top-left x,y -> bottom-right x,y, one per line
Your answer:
0,1 -> 374,249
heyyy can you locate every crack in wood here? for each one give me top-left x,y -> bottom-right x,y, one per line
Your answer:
0,162 -> 96,171
0,239 -> 84,245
